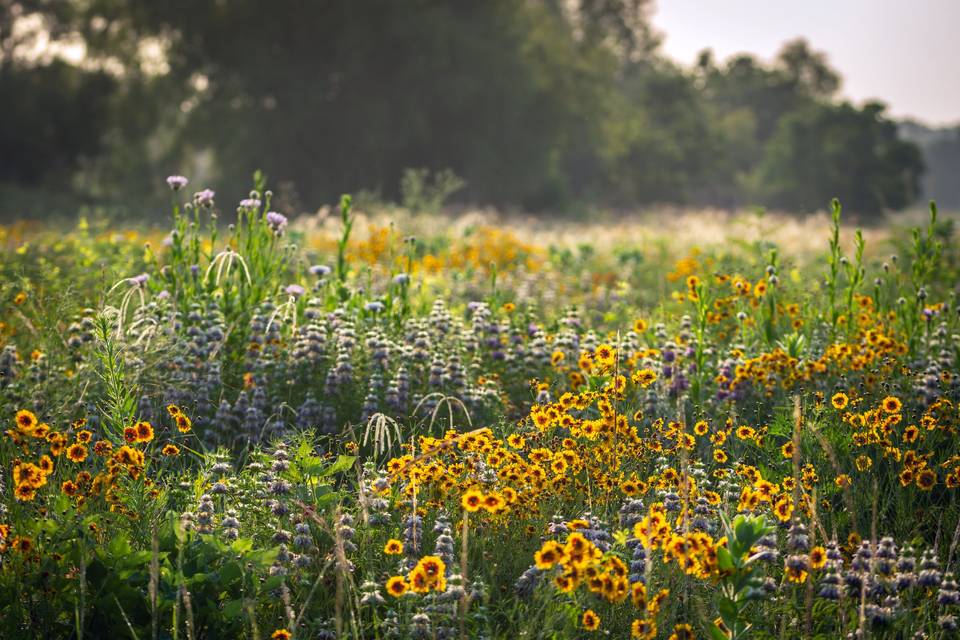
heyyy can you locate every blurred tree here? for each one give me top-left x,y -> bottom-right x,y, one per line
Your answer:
0,60 -> 114,185
53,0 -> 634,210
900,121 -> 960,209
0,2 -> 117,207
757,101 -> 924,216
776,38 -> 841,98
600,60 -> 724,205
0,2 -> 929,217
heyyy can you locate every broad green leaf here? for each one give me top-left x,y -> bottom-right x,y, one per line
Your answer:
223,599 -> 244,619
709,624 -> 730,640
319,455 -> 356,477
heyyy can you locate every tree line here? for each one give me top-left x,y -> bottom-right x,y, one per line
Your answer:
0,0 -> 934,219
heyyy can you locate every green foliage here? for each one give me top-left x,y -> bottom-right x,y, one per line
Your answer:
757,102 -> 924,215
1,3 -> 929,217
712,515 -> 775,640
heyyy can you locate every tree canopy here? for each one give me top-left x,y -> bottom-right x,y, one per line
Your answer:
0,0 -> 928,218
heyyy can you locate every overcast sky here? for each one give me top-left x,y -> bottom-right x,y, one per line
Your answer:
653,0 -> 960,126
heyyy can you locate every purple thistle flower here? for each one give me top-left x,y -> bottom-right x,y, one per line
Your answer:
285,284 -> 305,298
239,198 -> 261,210
128,273 -> 150,286
393,273 -> 410,285
166,175 -> 188,191
194,189 -> 215,207
309,264 -> 332,277
266,211 -> 288,232
365,301 -> 385,313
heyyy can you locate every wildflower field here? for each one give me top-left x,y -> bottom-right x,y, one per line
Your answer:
3,177 -> 960,640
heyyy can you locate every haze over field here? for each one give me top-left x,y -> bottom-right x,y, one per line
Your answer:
654,0 -> 960,126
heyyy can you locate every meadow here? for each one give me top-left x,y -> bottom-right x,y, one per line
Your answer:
1,176 -> 959,639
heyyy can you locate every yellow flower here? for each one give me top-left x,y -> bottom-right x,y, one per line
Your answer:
14,483 -> 36,501
809,546 -> 827,570
735,426 -> 755,440
408,568 -> 431,594
14,409 -> 38,433
632,369 -> 657,388
13,292 -> 27,305
594,344 -> 616,368
917,469 -> 936,490
384,539 -> 403,555
133,421 -> 154,443
671,623 -> 695,640
482,492 -> 506,513
534,541 -> 565,570
881,396 -> 902,414
271,630 -> 292,640
385,576 -> 408,597
581,609 -> 600,631
785,565 -> 808,583
461,488 -> 483,512
66,444 -> 88,463
161,444 -> 180,456
772,495 -> 793,522
175,413 -> 192,433
10,536 -> 32,553
831,392 -> 849,410
632,618 -> 657,639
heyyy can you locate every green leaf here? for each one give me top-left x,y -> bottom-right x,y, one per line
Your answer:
108,534 -> 132,558
319,455 -> 356,477
311,491 -> 340,512
734,518 -> 753,544
709,624 -> 730,640
300,455 -> 327,477
717,546 -> 736,572
220,561 -> 243,583
297,438 -> 313,460
247,546 -> 280,568
223,599 -> 244,619
231,538 -> 254,555
261,575 -> 285,591
718,596 -> 739,627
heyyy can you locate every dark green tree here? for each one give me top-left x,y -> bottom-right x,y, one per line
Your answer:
756,101 -> 924,216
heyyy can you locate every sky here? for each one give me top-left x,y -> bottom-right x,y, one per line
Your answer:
652,0 -> 960,126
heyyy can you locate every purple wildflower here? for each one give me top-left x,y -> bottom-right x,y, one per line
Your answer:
266,211 -> 288,232
166,175 -> 188,191
285,284 -> 305,298
194,189 -> 215,207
